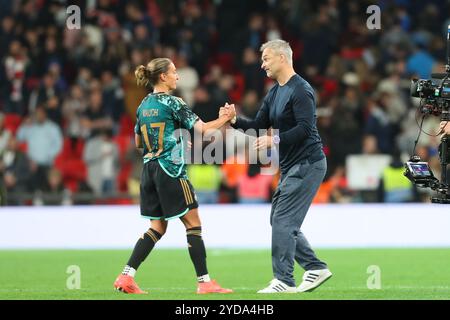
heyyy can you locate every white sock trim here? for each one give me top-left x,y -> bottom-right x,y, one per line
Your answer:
197,274 -> 211,283
122,265 -> 136,277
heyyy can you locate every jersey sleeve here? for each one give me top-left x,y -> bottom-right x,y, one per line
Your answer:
171,96 -> 199,130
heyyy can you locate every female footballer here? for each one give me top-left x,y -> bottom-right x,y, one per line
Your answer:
113,58 -> 235,294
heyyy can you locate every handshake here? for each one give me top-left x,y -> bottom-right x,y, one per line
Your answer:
219,103 -> 237,124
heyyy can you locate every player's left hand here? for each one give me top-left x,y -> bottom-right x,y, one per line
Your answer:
253,135 -> 273,150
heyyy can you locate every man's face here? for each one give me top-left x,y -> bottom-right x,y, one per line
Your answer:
161,63 -> 179,90
261,48 -> 282,79
35,108 -> 46,123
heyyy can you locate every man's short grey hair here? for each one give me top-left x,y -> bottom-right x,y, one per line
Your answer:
260,39 -> 293,66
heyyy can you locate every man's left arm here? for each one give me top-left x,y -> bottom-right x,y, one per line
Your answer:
253,88 -> 315,150
278,88 -> 315,145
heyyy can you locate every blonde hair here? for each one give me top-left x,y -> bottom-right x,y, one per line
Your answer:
135,58 -> 172,87
260,39 -> 293,66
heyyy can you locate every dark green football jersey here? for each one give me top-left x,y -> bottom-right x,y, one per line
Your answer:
134,93 -> 199,178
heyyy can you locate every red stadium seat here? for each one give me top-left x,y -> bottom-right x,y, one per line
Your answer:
60,137 -> 85,159
96,197 -> 133,205
229,73 -> 245,103
216,52 -> 235,74
117,162 -> 132,192
118,114 -> 135,137
3,113 -> 23,135
114,134 -> 132,161
54,155 -> 87,192
113,135 -> 133,192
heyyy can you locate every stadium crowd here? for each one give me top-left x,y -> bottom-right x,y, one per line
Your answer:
0,0 -> 448,205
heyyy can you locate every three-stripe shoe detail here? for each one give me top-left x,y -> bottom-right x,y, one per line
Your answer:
297,269 -> 333,292
273,284 -> 286,292
257,279 -> 297,293
304,272 -> 319,283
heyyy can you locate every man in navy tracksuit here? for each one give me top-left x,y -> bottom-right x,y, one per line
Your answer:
222,39 -> 332,293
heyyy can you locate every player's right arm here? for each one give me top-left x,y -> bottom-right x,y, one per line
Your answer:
193,104 -> 236,133
171,96 -> 235,133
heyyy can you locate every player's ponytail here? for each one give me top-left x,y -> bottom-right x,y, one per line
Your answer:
135,65 -> 149,87
135,58 -> 172,87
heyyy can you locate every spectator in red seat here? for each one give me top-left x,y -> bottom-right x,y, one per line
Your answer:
62,84 -> 88,142
16,106 -> 62,192
0,135 -> 30,205
0,113 -> 11,155
83,129 -> 119,195
42,168 -> 71,206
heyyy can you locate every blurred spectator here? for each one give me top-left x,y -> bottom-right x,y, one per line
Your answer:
187,164 -> 222,204
83,129 -> 119,195
0,113 -> 11,154
122,49 -> 148,120
237,13 -> 264,55
240,90 -> 260,119
80,89 -> 113,138
178,1 -> 213,76
132,23 -> 155,51
406,42 -> 435,79
192,86 -> 218,122
364,97 -> 395,154
101,27 -> 128,72
42,168 -> 72,206
101,70 -> 125,124
221,150 -> 248,203
302,9 -> 338,74
124,2 -> 155,42
0,16 -> 15,58
378,148 -> 417,203
3,40 -> 28,115
176,54 -> 199,106
62,84 -> 88,140
362,135 -> 379,155
29,72 -> 62,125
0,135 -> 30,205
241,47 -> 265,96
328,96 -> 361,167
237,163 -> 272,204
313,166 -> 352,204
16,106 -> 62,191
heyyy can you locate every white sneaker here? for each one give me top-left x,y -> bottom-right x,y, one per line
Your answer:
257,279 -> 297,293
297,269 -> 332,293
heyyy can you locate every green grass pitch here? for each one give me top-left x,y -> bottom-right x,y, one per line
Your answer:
1,248 -> 449,300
